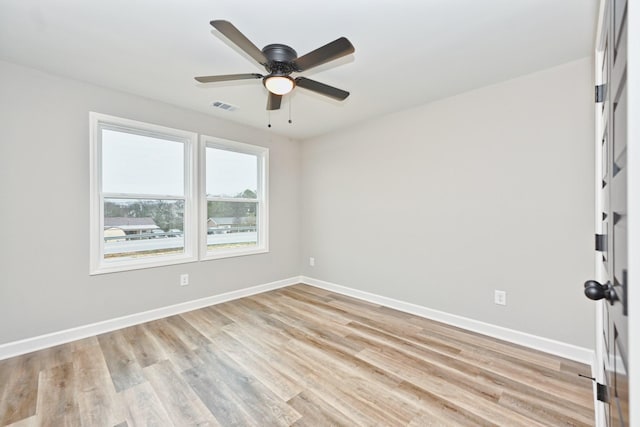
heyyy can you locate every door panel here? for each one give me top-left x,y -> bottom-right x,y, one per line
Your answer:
593,0 -> 629,425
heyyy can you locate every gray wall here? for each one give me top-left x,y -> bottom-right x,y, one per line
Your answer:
0,61 -> 301,344
1,57 -> 596,350
300,58 -> 595,348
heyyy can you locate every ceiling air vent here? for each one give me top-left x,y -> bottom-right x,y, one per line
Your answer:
211,101 -> 238,112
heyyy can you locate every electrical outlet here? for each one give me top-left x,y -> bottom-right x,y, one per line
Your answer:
180,274 -> 189,286
494,290 -> 506,305
309,257 -> 315,267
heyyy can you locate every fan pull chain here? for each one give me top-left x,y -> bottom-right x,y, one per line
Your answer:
288,99 -> 292,124
267,111 -> 271,128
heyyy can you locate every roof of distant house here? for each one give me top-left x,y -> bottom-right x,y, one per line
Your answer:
104,217 -> 159,230
207,216 -> 238,225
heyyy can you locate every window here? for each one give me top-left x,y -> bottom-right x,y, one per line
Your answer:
90,113 -> 197,274
90,114 -> 269,274
201,135 -> 268,259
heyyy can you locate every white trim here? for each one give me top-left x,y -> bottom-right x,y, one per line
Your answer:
593,1 -> 607,424
627,0 -> 639,424
591,350 -> 601,427
89,112 -> 199,275
199,135 -> 269,261
0,276 -> 299,361
300,276 -> 594,364
202,247 -> 269,261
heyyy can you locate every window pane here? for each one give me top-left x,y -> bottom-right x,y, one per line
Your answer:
102,129 -> 184,196
104,198 -> 184,260
206,147 -> 257,198
207,201 -> 258,250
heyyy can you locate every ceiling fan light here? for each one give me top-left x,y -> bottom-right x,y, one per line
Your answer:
264,75 -> 294,95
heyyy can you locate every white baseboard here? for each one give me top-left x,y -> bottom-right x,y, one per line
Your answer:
300,276 -> 594,365
0,276 -> 299,361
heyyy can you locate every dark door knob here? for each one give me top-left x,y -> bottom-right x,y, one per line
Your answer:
584,280 -> 617,303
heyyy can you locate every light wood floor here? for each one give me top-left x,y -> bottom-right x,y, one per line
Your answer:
0,284 -> 594,426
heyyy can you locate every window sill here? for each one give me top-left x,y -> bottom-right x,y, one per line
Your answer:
90,254 -> 198,275
201,247 -> 269,261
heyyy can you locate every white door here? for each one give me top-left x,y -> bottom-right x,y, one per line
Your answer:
589,0 -> 629,425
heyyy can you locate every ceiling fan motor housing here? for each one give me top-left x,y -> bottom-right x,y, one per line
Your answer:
262,44 -> 298,75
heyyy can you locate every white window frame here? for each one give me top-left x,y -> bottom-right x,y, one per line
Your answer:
89,112 -> 198,274
200,135 -> 269,260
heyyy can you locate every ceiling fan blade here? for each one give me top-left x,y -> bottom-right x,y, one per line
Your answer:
210,20 -> 268,66
267,92 -> 282,110
295,77 -> 350,101
293,37 -> 355,72
195,73 -> 263,83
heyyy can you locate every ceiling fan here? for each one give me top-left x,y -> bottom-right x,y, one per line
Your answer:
195,20 -> 355,111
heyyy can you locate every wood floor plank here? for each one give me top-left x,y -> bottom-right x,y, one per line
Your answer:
119,382 -> 172,426
397,380 -> 498,427
283,325 -> 401,391
178,310 -> 225,341
233,295 -> 276,315
244,290 -> 289,308
414,318 -> 563,371
290,284 -> 333,298
394,325 -> 593,412
97,331 -> 146,393
31,344 -> 73,373
222,323 -> 320,388
265,294 -> 356,336
73,338 -> 125,427
0,284 -> 594,427
344,317 -> 592,421
347,317 -> 463,356
142,318 -> 202,372
498,392 -> 592,427
357,348 -> 548,426
142,318 -> 191,355
0,354 -> 40,425
287,339 -> 417,425
4,415 -> 37,427
373,302 -> 565,373
209,332 -> 303,401
198,306 -> 235,327
120,324 -> 167,368
414,328 -> 587,405
194,344 -> 301,426
143,360 -> 221,426
276,345 -> 402,426
269,310 -> 365,354
34,362 -> 81,426
266,310 -> 424,424
163,315 -> 212,349
183,361 -> 263,426
217,306 -> 296,347
560,358 -> 594,376
325,297 -> 428,338
344,322 -> 504,402
276,286 -> 335,304
288,390 -> 357,427
458,347 -> 593,408
277,290 -> 355,325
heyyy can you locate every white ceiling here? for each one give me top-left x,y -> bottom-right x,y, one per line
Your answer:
0,0 -> 598,140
